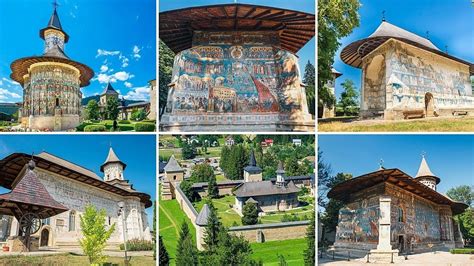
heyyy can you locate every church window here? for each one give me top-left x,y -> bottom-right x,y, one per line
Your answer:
55,98 -> 59,107
398,207 -> 404,223
173,175 -> 177,180
69,211 -> 76,231
108,217 -> 111,226
42,218 -> 50,226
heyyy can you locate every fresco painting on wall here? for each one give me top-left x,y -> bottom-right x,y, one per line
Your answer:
336,197 -> 380,244
165,32 -> 304,117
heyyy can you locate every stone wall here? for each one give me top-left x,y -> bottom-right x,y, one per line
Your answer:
174,182 -> 198,222
229,221 -> 310,243
27,114 -> 80,131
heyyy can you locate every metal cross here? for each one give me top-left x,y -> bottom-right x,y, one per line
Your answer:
379,158 -> 384,168
421,151 -> 426,158
52,0 -> 59,9
382,10 -> 386,21
426,31 -> 430,40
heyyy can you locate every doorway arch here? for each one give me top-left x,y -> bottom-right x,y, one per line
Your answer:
425,92 -> 434,117
40,228 -> 50,247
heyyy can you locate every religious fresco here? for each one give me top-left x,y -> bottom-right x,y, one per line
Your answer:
23,65 -> 81,117
365,40 -> 474,112
164,31 -> 306,120
335,196 -> 380,243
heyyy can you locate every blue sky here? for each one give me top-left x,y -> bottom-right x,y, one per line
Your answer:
319,135 -> 474,195
160,0 -> 315,69
0,0 -> 156,103
332,0 -> 474,99
0,135 -> 156,225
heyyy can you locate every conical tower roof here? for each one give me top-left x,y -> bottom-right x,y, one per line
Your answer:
244,149 -> 262,173
101,82 -> 119,95
39,6 -> 69,42
164,155 -> 183,172
195,203 -> 210,226
249,149 -> 257,167
100,147 -> 126,172
0,160 -> 68,219
415,156 -> 440,184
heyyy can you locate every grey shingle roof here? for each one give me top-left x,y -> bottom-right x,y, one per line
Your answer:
415,156 -> 440,184
164,155 -> 183,172
43,45 -> 69,59
369,21 -> 439,50
234,180 -> 300,197
39,7 -> 69,43
244,149 -> 262,173
101,83 -> 119,95
100,147 -> 126,172
195,203 -> 210,226
37,152 -> 101,180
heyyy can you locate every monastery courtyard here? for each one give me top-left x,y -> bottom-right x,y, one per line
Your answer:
319,116 -> 474,132
319,251 -> 474,265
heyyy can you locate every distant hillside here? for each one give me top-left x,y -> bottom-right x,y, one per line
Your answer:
81,95 -> 143,106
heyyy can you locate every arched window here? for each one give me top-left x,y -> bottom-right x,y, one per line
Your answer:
55,98 -> 60,107
398,207 -> 404,223
69,211 -> 76,231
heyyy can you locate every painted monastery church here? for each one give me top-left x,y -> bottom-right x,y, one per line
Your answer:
328,156 -> 467,257
341,20 -> 474,120
0,147 -> 152,251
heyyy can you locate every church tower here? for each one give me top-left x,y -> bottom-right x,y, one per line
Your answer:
414,154 -> 440,191
40,3 -> 69,54
243,149 -> 262,182
275,161 -> 286,187
101,147 -> 127,182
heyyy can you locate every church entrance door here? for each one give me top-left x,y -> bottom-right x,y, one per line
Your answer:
425,93 -> 434,117
40,228 -> 49,247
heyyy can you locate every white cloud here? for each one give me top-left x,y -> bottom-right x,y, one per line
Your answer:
114,71 -> 131,81
2,78 -> 19,85
124,82 -> 133,88
100,65 -> 109,73
132,45 -> 141,59
119,54 -> 130,67
96,49 -> 120,57
93,71 -> 133,84
0,88 -> 21,100
124,86 -> 150,101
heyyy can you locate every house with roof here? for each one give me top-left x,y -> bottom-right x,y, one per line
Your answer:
0,147 -> 152,251
328,155 -> 467,257
161,155 -> 185,200
341,20 -> 474,120
233,151 -> 300,215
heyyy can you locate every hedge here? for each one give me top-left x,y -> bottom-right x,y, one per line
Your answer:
84,125 -> 106,132
76,122 -> 92,131
119,239 -> 154,251
119,120 -> 131,124
135,122 -> 155,132
450,248 -> 474,254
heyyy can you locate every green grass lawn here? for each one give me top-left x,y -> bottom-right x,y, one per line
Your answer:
0,253 -> 154,266
319,116 -> 474,132
159,199 -> 196,266
251,238 -> 307,265
215,174 -> 228,181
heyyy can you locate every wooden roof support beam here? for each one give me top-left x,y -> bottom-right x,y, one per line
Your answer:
253,9 -> 272,20
258,10 -> 285,20
243,7 -> 257,18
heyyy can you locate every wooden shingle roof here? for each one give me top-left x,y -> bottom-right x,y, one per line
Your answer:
159,3 -> 315,54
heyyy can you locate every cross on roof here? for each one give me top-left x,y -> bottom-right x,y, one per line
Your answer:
52,0 -> 59,10
379,158 -> 384,168
382,10 -> 386,21
421,151 -> 426,158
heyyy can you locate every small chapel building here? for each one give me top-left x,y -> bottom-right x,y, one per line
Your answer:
328,156 -> 467,256
341,20 -> 474,120
233,151 -> 300,215
0,147 -> 152,250
10,4 -> 93,130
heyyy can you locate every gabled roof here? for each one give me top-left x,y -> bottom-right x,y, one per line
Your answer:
39,7 -> 69,43
37,151 -> 101,180
0,160 -> 68,219
234,180 -> 299,197
164,155 -> 183,172
340,21 -> 474,74
159,3 -> 315,54
100,147 -> 126,172
101,83 -> 119,96
195,203 -> 211,226
415,156 -> 440,184
327,168 -> 467,215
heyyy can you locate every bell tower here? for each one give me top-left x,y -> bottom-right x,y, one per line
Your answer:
39,1 -> 69,53
100,146 -> 127,182
414,153 -> 440,191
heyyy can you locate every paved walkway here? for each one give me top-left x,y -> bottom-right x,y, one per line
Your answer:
0,249 -> 152,257
319,251 -> 474,265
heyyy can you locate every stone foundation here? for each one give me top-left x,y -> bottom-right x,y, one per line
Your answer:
23,114 -> 80,131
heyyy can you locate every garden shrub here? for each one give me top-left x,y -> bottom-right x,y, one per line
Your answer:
119,120 -> 131,124
119,239 -> 154,251
450,248 -> 474,254
84,125 -> 106,132
76,122 -> 92,131
135,122 -> 155,132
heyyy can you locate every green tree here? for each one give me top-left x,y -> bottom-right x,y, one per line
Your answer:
220,144 -> 248,180
285,157 -> 302,176
182,141 -> 196,160
303,211 -> 315,266
180,180 -> 195,202
79,205 -> 116,265
339,79 -> 359,116
208,174 -> 219,199
318,0 -> 360,110
159,40 -> 175,118
242,202 -> 259,225
204,201 -> 223,251
456,209 -> 474,245
159,235 -> 169,265
106,97 -> 120,120
131,108 -> 147,121
447,185 -> 474,208
190,163 -> 215,182
176,221 -> 198,266
317,148 -> 333,208
303,60 -> 316,116
85,99 -> 100,120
